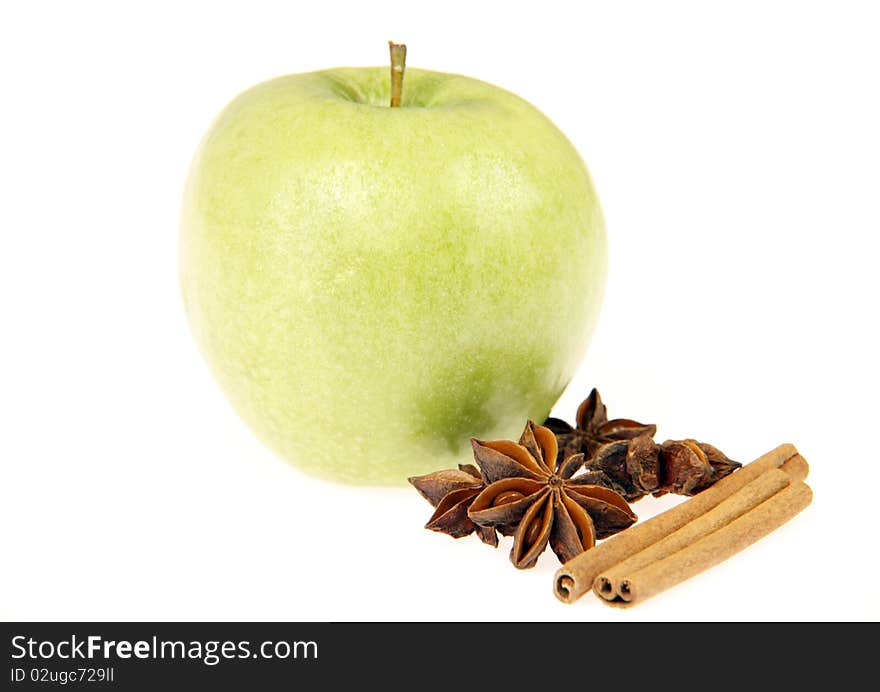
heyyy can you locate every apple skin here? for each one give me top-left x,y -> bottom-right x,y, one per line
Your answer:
180,67 -> 606,485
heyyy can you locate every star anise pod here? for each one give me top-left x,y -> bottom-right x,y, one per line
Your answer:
408,464 -> 498,546
544,388 -> 657,462
587,435 -> 742,501
467,421 -> 637,569
655,439 -> 742,497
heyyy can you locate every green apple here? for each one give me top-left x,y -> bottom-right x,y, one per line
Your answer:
180,52 -> 606,485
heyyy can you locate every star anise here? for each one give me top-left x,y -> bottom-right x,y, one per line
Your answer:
655,439 -> 742,497
408,464 -> 498,546
544,388 -> 657,462
467,421 -> 637,569
587,435 -> 742,501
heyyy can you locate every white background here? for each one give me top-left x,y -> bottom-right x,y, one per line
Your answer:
1,0 -> 878,622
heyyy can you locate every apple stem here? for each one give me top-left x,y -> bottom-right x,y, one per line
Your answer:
389,41 -> 407,107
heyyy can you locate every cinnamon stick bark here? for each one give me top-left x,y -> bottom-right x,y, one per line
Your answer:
554,443 -> 798,603
600,481 -> 812,607
594,455 -> 809,601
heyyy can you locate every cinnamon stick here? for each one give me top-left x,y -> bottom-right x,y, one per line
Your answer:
553,443 -> 798,603
600,481 -> 812,606
594,455 -> 809,601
